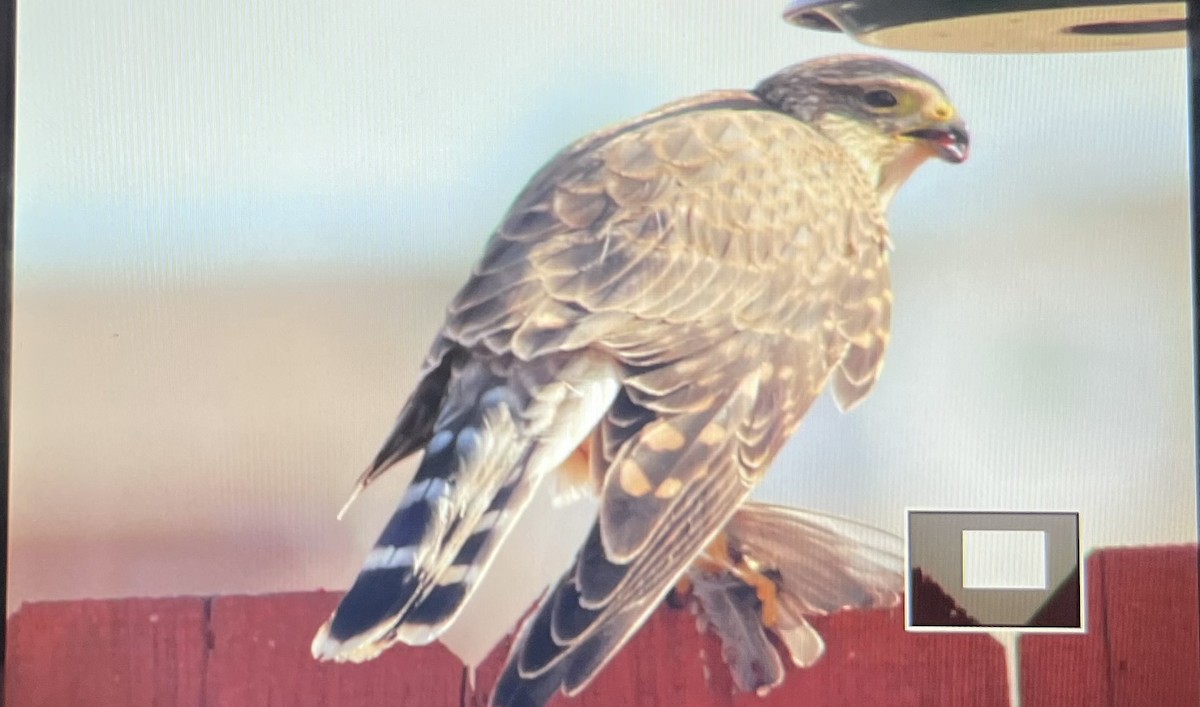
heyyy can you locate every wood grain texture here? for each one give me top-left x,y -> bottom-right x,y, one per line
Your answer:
1018,552 -> 1110,706
1021,545 -> 1200,707
1103,546 -> 1200,706
744,609 -> 1007,707
206,592 -> 465,707
4,596 -> 208,707
6,546 -> 1197,707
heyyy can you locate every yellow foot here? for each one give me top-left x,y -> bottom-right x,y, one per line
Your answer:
694,532 -> 781,628
746,570 -> 780,628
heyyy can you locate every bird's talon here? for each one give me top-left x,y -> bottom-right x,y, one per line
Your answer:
754,577 -> 780,628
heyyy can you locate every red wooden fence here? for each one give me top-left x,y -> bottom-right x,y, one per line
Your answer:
6,546 -> 1197,706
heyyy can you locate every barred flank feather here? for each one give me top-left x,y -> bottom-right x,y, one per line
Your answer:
312,353 -> 619,661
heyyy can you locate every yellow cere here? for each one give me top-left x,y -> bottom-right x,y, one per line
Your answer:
927,100 -> 956,122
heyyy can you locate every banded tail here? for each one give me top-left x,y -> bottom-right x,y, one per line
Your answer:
312,352 -> 619,662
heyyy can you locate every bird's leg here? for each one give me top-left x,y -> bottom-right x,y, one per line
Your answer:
670,533 -> 735,607
666,574 -> 693,609
738,558 -> 781,628
695,534 -> 781,629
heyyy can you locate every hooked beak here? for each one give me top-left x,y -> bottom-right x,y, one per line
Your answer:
903,120 -> 970,163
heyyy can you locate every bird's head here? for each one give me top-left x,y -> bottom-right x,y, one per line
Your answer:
755,55 -> 969,207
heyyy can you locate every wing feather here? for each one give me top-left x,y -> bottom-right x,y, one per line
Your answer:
723,504 -> 904,616
322,90 -> 896,706
484,104 -> 894,706
687,504 -> 903,693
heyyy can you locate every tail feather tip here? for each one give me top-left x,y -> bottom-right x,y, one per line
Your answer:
310,620 -> 388,664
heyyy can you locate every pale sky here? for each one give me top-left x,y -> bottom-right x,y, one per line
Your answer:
13,1 -> 1190,281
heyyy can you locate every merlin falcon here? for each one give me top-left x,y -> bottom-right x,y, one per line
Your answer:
312,54 -> 968,706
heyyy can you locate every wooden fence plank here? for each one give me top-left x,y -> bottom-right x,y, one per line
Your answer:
5,596 -> 208,707
761,609 -> 1009,707
6,546 -> 1197,706
1021,545 -> 1200,707
1102,546 -> 1200,707
206,591 -> 465,707
538,602 -> 737,707
466,603 -> 1007,706
1018,552 -> 1110,707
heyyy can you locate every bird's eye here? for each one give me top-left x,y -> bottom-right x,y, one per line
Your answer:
862,89 -> 898,109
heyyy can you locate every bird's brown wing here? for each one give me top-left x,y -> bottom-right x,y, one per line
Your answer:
829,254 -> 891,412
723,504 -> 904,617
339,92 -> 774,495
345,87 -> 891,493
318,94 -> 816,660
483,103 -> 892,705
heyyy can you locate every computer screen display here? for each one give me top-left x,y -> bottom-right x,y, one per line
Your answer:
6,2 -> 1196,705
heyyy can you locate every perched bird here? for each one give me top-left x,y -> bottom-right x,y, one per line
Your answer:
676,503 -> 904,696
311,54 -> 968,706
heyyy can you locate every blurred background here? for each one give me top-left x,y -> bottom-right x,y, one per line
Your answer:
9,0 -> 1194,663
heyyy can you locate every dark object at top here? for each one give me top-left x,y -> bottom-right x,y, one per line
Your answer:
783,0 -> 1187,52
